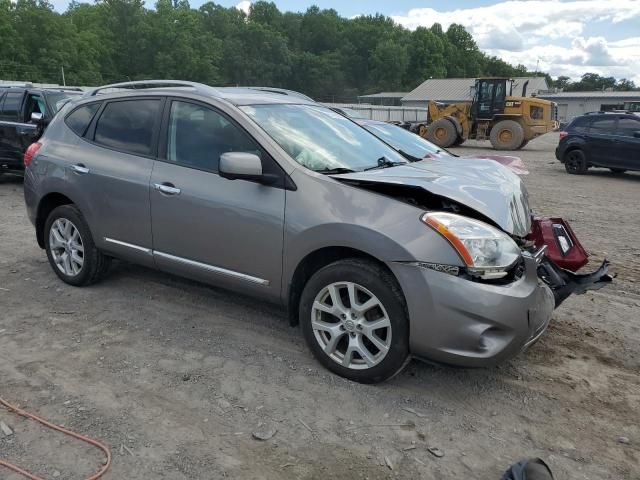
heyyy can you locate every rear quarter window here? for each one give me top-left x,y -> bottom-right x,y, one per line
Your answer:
65,103 -> 101,137
569,116 -> 590,133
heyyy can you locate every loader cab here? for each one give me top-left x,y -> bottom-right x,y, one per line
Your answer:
471,78 -> 510,119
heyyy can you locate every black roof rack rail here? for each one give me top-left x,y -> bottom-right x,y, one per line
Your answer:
84,80 -> 221,97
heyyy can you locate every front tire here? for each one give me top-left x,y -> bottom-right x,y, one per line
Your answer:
299,259 -> 410,383
44,205 -> 110,286
563,149 -> 588,174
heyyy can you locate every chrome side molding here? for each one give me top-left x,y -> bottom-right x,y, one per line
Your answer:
104,237 -> 152,254
154,251 -> 270,286
104,237 -> 269,286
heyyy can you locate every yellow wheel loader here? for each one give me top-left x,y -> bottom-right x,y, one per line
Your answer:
421,78 -> 558,150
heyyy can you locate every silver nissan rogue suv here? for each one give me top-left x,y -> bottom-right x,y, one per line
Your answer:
23,81 -> 609,383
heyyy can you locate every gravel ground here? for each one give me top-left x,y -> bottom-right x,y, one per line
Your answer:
1,132 -> 638,479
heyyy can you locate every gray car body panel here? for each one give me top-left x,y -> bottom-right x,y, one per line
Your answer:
24,87 -> 554,369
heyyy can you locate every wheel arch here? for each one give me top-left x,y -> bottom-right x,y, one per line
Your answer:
35,192 -> 76,248
286,246 -> 402,326
562,144 -> 588,163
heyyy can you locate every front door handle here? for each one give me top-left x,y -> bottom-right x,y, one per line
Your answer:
70,164 -> 90,174
154,183 -> 181,196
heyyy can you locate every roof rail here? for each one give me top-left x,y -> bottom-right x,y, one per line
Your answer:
0,82 -> 33,88
41,86 -> 84,92
84,80 -> 220,97
243,87 -> 314,102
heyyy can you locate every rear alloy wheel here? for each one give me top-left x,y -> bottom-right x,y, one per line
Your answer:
45,205 -> 111,286
489,120 -> 525,150
564,149 -> 588,174
300,259 -> 409,383
609,168 -> 627,174
426,119 -> 457,147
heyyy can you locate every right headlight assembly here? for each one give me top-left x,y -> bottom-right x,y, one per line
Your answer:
421,212 -> 521,280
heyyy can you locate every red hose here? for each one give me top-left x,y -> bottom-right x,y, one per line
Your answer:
0,397 -> 111,480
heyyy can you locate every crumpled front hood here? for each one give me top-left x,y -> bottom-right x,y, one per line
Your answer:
333,158 -> 532,236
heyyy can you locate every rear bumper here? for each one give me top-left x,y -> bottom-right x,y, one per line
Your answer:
555,145 -> 564,161
391,253 -> 554,367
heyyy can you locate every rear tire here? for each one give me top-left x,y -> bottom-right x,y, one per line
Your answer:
426,119 -> 457,147
563,149 -> 588,175
490,120 -> 525,150
44,205 -> 111,286
609,168 -> 627,174
299,259 -> 410,384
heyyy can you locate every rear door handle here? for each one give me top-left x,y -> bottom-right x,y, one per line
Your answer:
154,183 -> 181,196
70,164 -> 89,174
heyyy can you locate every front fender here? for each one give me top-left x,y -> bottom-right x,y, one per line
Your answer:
282,169 -> 464,298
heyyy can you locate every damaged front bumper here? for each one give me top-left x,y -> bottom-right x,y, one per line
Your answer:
537,253 -> 612,307
526,217 -> 613,307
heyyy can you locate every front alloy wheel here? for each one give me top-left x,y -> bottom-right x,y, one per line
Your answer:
311,282 -> 392,370
300,259 -> 410,383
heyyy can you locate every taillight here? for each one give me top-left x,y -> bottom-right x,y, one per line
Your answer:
24,142 -> 42,167
559,131 -> 568,139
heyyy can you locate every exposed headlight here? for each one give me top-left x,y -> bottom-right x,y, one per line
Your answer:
422,212 -> 521,279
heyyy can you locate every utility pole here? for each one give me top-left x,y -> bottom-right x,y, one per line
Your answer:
61,66 -> 66,86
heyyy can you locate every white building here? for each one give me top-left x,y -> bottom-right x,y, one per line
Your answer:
535,91 -> 640,123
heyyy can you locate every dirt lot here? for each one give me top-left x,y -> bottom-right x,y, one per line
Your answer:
1,132 -> 639,479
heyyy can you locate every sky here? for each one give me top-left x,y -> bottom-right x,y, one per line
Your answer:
50,0 -> 640,84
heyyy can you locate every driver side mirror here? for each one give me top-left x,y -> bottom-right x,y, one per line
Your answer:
31,112 -> 44,124
219,152 -> 279,186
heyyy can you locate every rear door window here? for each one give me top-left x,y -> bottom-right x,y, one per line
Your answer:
66,103 -> 101,137
165,100 -> 261,173
0,92 -> 24,120
94,99 -> 161,156
589,117 -> 616,134
616,117 -> 640,137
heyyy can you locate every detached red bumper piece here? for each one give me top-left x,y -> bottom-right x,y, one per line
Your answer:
527,217 -> 588,271
528,217 -> 613,307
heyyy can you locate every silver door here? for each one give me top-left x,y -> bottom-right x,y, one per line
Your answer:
150,100 -> 285,299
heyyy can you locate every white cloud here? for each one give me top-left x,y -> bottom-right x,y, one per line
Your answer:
235,1 -> 252,15
392,0 -> 640,84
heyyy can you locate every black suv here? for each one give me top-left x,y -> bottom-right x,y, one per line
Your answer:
556,112 -> 640,174
0,85 -> 81,176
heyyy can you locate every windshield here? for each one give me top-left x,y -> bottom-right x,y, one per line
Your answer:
241,104 -> 407,172
47,92 -> 81,113
361,122 -> 454,159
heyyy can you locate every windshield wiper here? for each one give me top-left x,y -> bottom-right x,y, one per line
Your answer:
397,150 -> 421,162
364,156 -> 406,171
315,167 -> 356,175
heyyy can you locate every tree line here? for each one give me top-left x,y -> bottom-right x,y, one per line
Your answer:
0,0 -> 636,99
